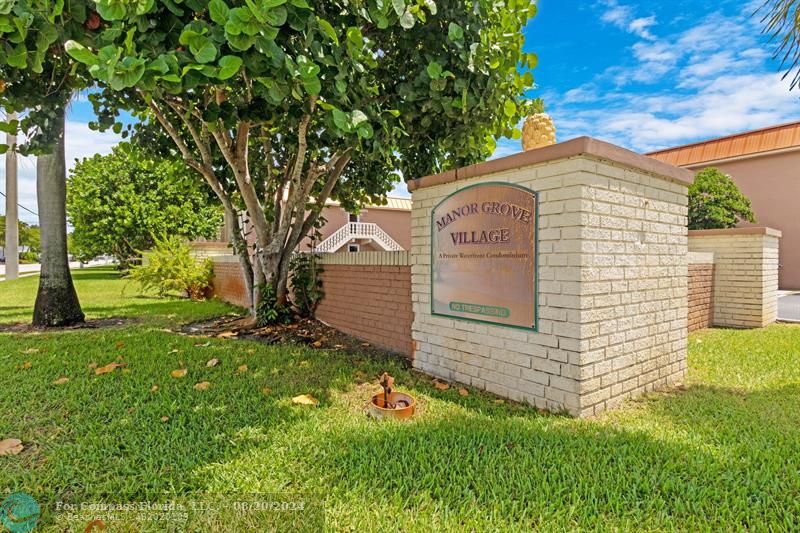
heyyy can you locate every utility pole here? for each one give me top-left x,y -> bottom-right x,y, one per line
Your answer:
4,111 -> 18,280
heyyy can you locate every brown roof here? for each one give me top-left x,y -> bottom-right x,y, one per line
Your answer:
647,121 -> 800,167
407,136 -> 694,191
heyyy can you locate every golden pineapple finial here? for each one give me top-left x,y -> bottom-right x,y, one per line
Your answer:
521,100 -> 556,151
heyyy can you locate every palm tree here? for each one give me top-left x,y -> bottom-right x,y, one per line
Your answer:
758,0 -> 800,90
32,103 -> 84,326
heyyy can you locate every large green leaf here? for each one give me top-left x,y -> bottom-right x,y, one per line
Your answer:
95,0 -> 126,20
316,17 -> 338,44
64,41 -> 97,65
217,55 -> 242,79
208,0 -> 230,25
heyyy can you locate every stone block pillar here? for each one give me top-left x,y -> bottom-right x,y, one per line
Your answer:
689,227 -> 781,328
408,137 -> 693,417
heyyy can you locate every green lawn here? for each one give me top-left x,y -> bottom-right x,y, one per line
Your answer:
1,268 -> 799,531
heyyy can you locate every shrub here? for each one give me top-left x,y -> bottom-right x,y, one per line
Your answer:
129,235 -> 212,300
19,251 -> 39,263
290,253 -> 324,318
255,283 -> 294,326
688,167 -> 756,230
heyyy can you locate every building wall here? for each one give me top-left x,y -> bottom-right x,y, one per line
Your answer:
410,141 -> 691,417
688,227 -> 781,328
315,252 -> 413,356
686,150 -> 800,289
298,205 -> 412,252
688,252 -> 714,332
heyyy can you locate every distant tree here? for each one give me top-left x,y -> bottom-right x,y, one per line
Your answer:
757,0 -> 800,89
0,216 -> 41,257
67,144 -> 223,269
688,167 -> 757,230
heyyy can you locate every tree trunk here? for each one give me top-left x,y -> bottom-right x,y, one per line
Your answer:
32,107 -> 85,327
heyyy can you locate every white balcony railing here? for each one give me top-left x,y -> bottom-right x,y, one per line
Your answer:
314,222 -> 404,253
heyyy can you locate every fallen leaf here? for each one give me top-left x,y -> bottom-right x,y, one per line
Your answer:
160,416 -> 170,423
292,394 -> 319,406
194,341 -> 211,348
334,344 -> 344,349
361,342 -> 370,348
171,368 -> 188,379
115,341 -> 125,349
261,387 -> 272,396
206,358 -> 220,367
21,348 -> 39,354
433,380 -> 450,391
193,381 -> 211,391
52,377 -> 70,385
494,399 -> 505,405
236,364 -> 248,374
87,362 -> 98,369
458,388 -> 469,397
150,385 -> 159,393
0,438 -> 23,456
18,361 -> 32,370
127,407 -> 136,414
217,331 -> 237,338
311,340 -> 323,348
95,362 -> 125,375
169,349 -> 179,354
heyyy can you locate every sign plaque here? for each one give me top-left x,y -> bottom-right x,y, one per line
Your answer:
431,183 -> 537,329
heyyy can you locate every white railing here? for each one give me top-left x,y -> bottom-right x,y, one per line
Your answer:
314,222 -> 404,253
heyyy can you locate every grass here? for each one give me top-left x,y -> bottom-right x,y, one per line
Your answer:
2,268 -> 800,531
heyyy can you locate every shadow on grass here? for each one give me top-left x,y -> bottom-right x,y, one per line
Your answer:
4,322 -> 800,530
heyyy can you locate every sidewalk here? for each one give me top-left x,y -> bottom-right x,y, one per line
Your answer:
778,292 -> 800,322
0,260 -> 110,280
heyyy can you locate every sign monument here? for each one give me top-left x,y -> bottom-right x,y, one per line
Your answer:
431,183 -> 537,329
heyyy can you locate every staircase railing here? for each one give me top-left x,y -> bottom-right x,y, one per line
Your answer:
314,222 -> 404,253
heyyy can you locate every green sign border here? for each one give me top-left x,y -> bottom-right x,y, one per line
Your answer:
430,181 -> 539,332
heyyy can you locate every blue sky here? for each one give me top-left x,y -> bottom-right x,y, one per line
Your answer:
3,0 -> 799,222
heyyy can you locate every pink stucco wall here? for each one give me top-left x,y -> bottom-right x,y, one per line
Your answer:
686,150 -> 800,289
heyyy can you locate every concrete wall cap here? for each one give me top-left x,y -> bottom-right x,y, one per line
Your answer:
688,227 -> 782,238
406,136 -> 695,191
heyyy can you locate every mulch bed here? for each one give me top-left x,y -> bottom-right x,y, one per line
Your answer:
0,317 -> 131,333
181,315 -> 397,356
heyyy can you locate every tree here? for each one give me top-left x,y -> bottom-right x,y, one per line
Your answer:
757,0 -> 800,90
688,167 -> 757,230
48,0 -> 535,321
0,216 -> 41,256
68,143 -> 223,268
0,1 -> 87,326
33,106 -> 85,325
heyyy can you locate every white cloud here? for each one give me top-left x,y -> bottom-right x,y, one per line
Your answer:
0,122 -> 121,224
600,1 -> 657,40
628,16 -> 657,40
525,7 -> 800,154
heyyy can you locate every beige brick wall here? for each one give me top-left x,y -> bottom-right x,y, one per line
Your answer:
688,228 -> 781,328
411,153 -> 689,417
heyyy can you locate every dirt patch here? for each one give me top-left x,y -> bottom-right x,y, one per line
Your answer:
0,317 -> 132,333
181,315 -> 407,359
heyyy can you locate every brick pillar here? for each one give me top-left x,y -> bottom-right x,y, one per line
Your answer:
408,137 -> 693,417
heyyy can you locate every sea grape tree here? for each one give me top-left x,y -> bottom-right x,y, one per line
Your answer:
54,0 -> 537,318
